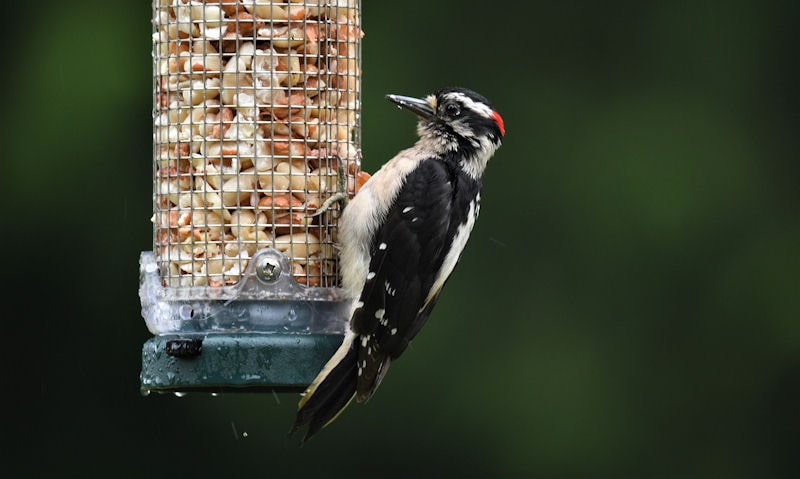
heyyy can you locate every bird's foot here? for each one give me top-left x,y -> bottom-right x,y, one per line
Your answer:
308,156 -> 349,218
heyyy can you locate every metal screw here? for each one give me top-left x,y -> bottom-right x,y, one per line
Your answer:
256,256 -> 281,283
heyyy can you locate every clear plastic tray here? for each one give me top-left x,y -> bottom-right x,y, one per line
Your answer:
139,249 -> 351,336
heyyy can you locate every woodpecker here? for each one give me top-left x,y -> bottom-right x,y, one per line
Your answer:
290,87 -> 505,442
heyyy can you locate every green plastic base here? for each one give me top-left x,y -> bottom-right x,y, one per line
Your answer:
140,333 -> 343,394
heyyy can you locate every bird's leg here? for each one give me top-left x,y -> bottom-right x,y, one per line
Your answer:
309,156 -> 349,218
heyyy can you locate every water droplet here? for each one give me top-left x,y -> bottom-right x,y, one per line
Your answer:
178,305 -> 194,320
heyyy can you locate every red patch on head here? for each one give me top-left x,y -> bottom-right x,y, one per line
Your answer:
490,110 -> 505,137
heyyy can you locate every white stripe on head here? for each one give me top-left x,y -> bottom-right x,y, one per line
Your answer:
443,92 -> 493,119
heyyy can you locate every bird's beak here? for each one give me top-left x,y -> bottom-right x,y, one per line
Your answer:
386,94 -> 435,120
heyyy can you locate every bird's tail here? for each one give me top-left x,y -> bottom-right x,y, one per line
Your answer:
290,332 -> 358,442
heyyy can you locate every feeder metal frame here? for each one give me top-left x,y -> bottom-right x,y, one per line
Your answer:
141,0 -> 363,394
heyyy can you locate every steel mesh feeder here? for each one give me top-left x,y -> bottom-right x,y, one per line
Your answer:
140,0 -> 364,394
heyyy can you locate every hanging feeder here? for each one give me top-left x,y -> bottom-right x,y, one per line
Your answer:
140,0 -> 364,395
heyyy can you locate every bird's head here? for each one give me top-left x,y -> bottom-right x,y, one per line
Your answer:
386,87 -> 504,178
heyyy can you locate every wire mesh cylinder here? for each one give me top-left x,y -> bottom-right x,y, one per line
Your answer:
143,0 -> 363,336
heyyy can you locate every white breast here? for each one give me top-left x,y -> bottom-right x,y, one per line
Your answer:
338,148 -> 424,301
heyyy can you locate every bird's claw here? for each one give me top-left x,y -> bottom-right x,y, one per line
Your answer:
307,157 -> 349,218
309,191 -> 348,218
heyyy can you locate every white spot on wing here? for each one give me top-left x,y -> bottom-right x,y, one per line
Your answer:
375,309 -> 385,320
402,206 -> 414,214
378,242 -> 387,250
390,328 -> 398,335
366,272 -> 376,280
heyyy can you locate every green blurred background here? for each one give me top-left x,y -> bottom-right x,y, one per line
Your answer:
4,1 -> 798,477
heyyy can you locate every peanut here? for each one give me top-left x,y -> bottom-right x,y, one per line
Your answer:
153,0 -> 363,287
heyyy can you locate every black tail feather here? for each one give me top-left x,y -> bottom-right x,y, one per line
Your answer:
290,339 -> 358,442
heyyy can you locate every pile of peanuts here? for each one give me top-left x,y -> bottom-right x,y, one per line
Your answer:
152,0 -> 367,288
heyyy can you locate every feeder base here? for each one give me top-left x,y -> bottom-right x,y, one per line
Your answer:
140,333 -> 343,395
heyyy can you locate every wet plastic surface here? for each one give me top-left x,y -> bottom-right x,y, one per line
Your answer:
140,333 -> 343,394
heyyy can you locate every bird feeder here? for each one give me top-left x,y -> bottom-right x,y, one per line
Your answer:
140,0 -> 364,395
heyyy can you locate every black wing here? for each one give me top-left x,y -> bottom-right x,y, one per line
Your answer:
351,159 -> 456,402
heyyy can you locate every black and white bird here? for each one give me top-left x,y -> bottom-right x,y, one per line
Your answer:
290,87 -> 505,442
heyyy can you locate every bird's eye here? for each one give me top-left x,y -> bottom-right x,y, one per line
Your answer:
444,103 -> 461,117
